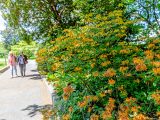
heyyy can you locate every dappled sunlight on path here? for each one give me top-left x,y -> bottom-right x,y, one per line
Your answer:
0,60 -> 52,120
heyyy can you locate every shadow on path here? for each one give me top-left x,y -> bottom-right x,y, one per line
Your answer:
24,74 -> 42,80
22,104 -> 53,117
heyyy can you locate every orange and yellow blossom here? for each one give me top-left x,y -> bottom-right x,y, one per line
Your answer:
133,58 -> 144,65
90,114 -> 99,120
108,79 -> 115,85
120,49 -> 130,54
121,60 -> 129,65
63,85 -> 74,95
68,107 -> 73,112
101,61 -> 111,67
153,68 -> 160,75
135,63 -> 147,71
133,114 -> 147,120
74,67 -> 82,72
151,91 -> 160,105
102,98 -> 115,120
119,66 -> 128,73
78,101 -> 88,108
155,54 -> 160,59
103,68 -> 116,77
62,114 -> 70,120
152,61 -> 160,67
63,94 -> 69,101
144,50 -> 154,60
93,71 -> 99,77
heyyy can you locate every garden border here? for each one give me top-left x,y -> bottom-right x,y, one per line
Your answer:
0,66 -> 9,73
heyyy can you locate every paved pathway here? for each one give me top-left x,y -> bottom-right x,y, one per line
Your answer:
0,60 -> 52,120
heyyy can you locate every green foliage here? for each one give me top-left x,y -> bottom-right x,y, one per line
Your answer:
37,10 -> 160,119
11,41 -> 38,58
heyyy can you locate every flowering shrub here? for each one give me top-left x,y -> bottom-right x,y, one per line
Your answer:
36,10 -> 160,120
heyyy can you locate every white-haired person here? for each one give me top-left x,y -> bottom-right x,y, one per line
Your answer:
8,52 -> 18,78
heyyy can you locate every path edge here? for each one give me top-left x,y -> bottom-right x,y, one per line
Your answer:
0,66 -> 9,73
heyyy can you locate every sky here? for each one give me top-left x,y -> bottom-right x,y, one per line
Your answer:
0,11 -> 6,41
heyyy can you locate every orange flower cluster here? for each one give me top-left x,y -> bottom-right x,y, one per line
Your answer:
93,71 -> 99,77
135,64 -> 147,71
120,49 -> 130,54
133,58 -> 144,64
119,66 -> 128,73
151,91 -> 160,105
155,54 -> 160,59
148,43 -> 155,49
103,68 -> 116,77
118,97 -> 139,120
68,107 -> 73,112
121,60 -> 129,65
144,50 -> 154,60
101,61 -> 111,67
152,61 -> 160,67
63,85 -> 74,101
78,95 -> 99,108
101,98 -> 115,119
62,114 -> 70,120
153,68 -> 160,75
74,67 -> 82,72
100,54 -> 107,59
108,79 -> 115,85
133,114 -> 147,120
118,104 -> 129,120
90,114 -> 99,120
133,57 -> 147,71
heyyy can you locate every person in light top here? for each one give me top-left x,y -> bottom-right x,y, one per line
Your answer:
8,52 -> 18,78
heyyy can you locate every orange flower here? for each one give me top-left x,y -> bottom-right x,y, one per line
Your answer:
131,106 -> 138,112
68,107 -> 73,112
63,94 -> 69,101
101,61 -> 111,67
92,96 -> 99,102
88,107 -> 92,113
133,58 -> 144,65
108,79 -> 115,85
91,63 -> 95,68
121,60 -> 129,65
102,98 -> 115,120
93,71 -> 99,77
135,64 -> 147,71
63,85 -> 74,95
155,54 -> 160,59
62,114 -> 70,120
133,114 -> 147,120
157,111 -> 160,116
153,68 -> 160,75
119,66 -> 128,73
148,43 -> 155,49
152,61 -> 160,67
74,67 -> 82,72
151,91 -> 160,105
120,49 -> 130,54
78,101 -> 88,108
103,68 -> 116,77
90,114 -> 99,120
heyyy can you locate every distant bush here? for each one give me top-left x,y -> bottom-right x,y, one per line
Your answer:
11,41 -> 38,59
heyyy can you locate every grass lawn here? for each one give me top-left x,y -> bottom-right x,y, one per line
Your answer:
0,58 -> 7,69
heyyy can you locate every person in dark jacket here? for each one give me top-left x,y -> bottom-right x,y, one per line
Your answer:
17,52 -> 28,77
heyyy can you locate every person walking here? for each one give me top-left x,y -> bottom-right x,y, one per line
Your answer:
17,52 -> 28,77
8,52 -> 18,78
